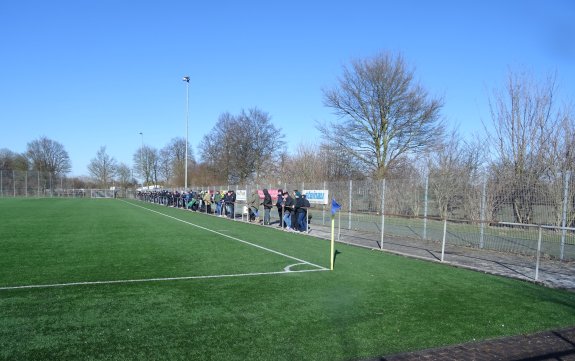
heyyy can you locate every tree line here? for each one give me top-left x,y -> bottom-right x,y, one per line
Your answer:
1,52 -> 573,225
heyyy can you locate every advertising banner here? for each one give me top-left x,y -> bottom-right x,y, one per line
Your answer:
302,189 -> 329,205
243,189 -> 329,205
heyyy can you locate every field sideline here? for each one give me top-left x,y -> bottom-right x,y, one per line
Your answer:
1,198 -> 574,361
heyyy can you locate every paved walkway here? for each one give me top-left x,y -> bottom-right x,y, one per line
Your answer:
308,223 -> 575,290
375,326 -> 575,361
300,221 -> 575,360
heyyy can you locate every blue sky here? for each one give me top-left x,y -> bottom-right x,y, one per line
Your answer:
1,0 -> 573,176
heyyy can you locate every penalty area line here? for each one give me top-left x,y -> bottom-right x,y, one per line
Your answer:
0,268 -> 328,291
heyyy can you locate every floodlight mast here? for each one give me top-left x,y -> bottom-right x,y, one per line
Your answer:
139,132 -> 144,187
183,76 -> 190,190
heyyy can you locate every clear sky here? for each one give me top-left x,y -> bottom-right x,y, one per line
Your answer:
1,0 -> 573,176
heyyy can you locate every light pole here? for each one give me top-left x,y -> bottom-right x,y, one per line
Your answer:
183,76 -> 190,190
139,132 -> 144,187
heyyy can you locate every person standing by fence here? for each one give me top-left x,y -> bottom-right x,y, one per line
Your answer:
282,191 -> 294,231
224,190 -> 235,219
296,192 -> 310,232
213,191 -> 222,215
276,189 -> 284,227
262,189 -> 272,225
248,190 -> 260,222
203,191 -> 212,214
291,190 -> 299,230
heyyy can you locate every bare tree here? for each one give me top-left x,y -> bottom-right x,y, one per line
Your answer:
26,136 -> 71,174
0,149 -> 29,171
87,146 -> 117,188
486,70 -> 566,224
384,160 -> 424,216
133,145 -> 158,187
159,137 -> 194,187
282,143 -> 326,184
150,148 -> 160,186
199,108 -> 285,184
428,130 -> 485,219
158,147 -> 174,186
320,52 -> 444,179
546,103 -> 575,226
240,108 -> 285,183
318,142 -> 364,181
189,162 -> 216,187
200,112 -> 235,184
115,163 -> 133,190
279,142 -> 363,184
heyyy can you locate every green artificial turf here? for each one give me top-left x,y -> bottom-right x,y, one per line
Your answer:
1,198 -> 574,361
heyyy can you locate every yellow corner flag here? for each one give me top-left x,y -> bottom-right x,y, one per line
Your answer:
330,198 -> 341,270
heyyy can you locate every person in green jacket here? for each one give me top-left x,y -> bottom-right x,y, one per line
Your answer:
213,191 -> 223,216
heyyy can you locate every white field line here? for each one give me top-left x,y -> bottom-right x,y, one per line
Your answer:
0,269 -> 326,291
125,200 -> 328,271
0,201 -> 330,292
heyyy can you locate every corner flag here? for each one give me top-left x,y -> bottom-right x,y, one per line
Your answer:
331,198 -> 341,215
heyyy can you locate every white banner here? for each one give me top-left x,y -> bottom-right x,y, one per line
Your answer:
303,189 -> 329,205
235,189 -> 247,202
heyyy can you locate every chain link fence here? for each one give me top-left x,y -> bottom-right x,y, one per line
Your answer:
3,170 -> 574,261
0,170 -> 130,198
188,172 -> 575,261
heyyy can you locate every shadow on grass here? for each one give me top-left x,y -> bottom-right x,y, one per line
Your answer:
333,250 -> 342,268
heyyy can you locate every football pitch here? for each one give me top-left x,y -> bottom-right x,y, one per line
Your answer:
1,198 -> 574,360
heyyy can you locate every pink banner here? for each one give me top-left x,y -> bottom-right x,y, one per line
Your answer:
257,189 -> 282,200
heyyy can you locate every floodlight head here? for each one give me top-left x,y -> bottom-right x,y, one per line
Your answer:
182,76 -> 190,82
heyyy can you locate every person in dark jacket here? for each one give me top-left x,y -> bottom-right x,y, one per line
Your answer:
282,191 -> 295,231
295,191 -> 308,232
291,190 -> 299,230
299,193 -> 311,232
262,189 -> 273,225
276,189 -> 284,227
224,190 -> 236,219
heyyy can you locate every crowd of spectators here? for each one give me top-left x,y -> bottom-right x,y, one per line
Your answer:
136,188 -> 311,232
136,189 -> 236,218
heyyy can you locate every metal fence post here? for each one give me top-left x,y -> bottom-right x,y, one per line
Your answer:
423,174 -> 429,240
380,178 -> 386,250
560,171 -> 570,261
338,206 -> 342,242
234,185 -> 238,221
441,218 -> 447,262
535,225 -> 542,281
348,179 -> 352,230
480,177 -> 487,249
323,181 -> 326,226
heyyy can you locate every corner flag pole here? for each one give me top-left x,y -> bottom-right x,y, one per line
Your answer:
330,198 -> 341,271
330,212 -> 335,270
